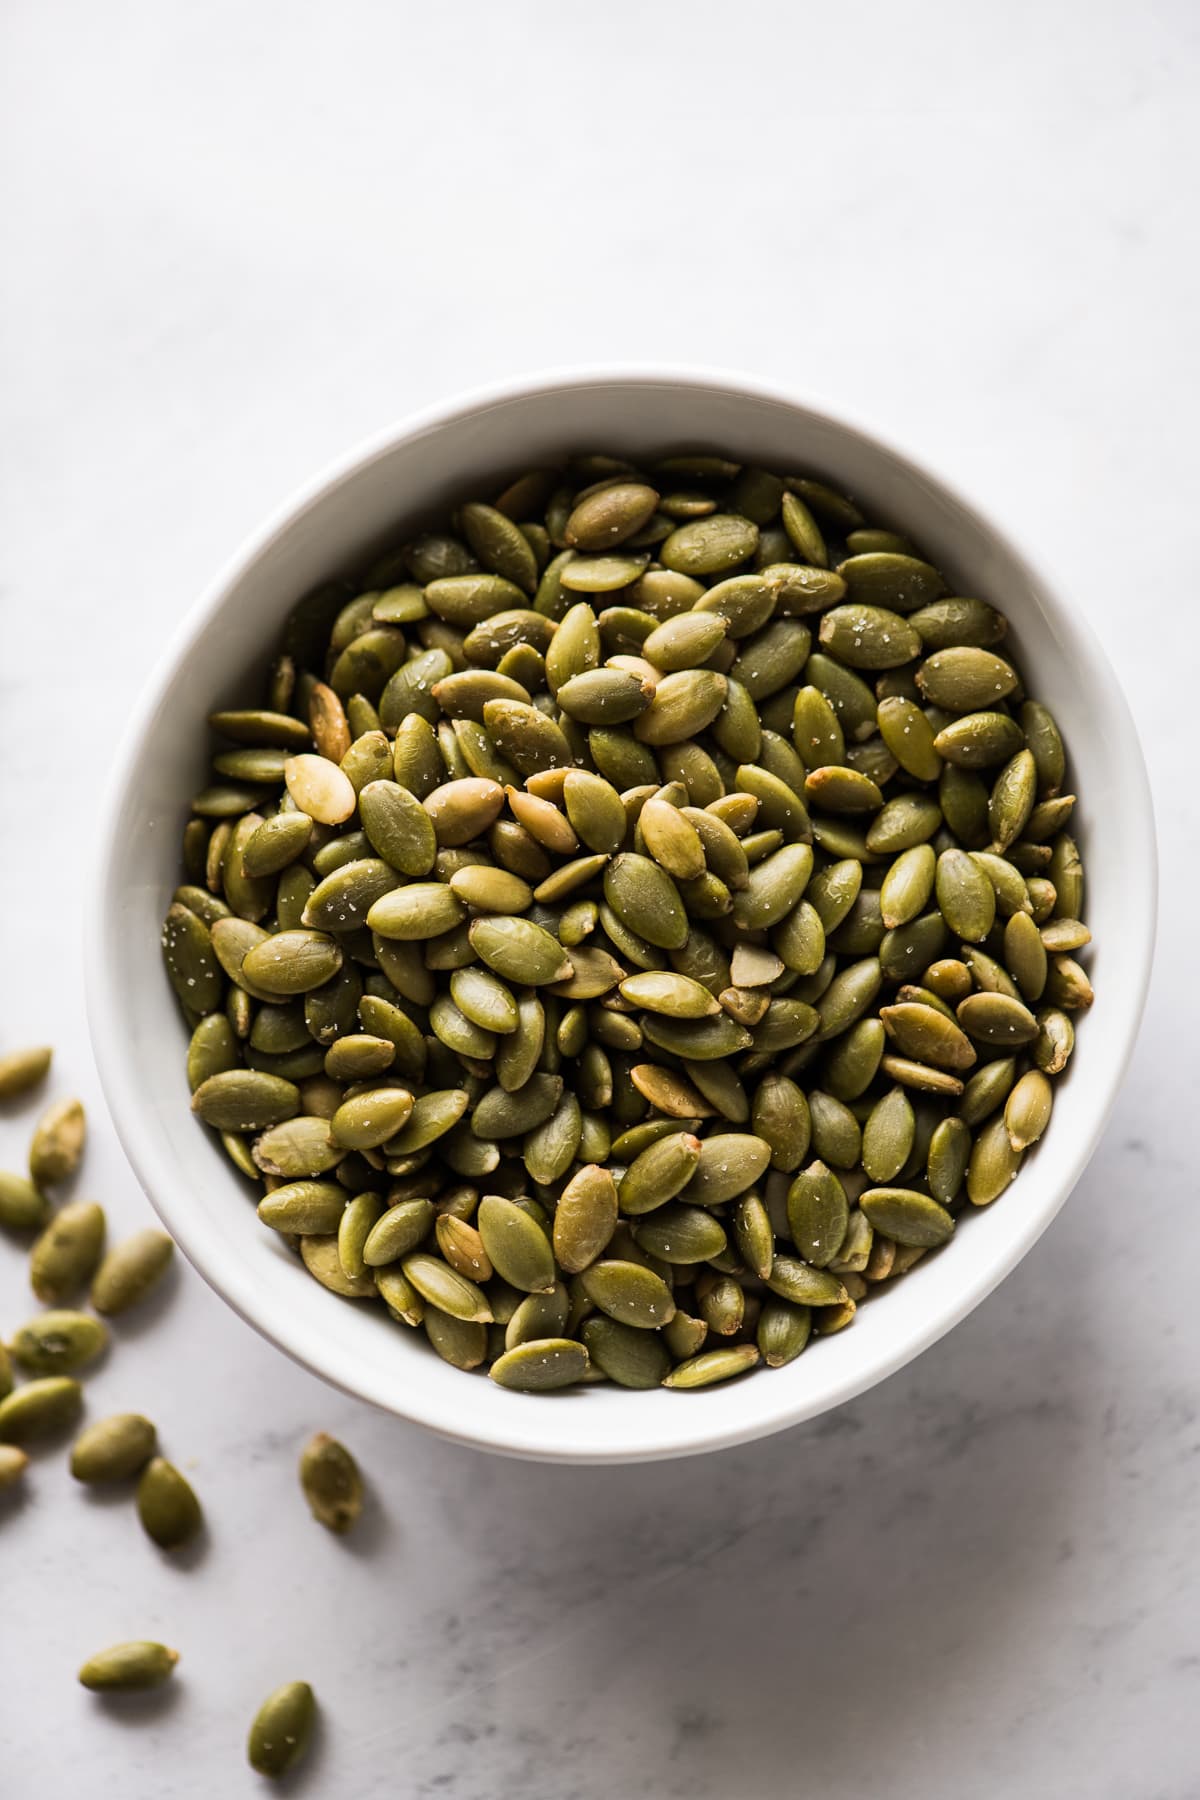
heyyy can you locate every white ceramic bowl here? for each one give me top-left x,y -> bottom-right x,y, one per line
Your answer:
86,368 -> 1156,1463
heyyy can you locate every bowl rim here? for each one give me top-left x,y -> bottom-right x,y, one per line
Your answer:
85,364 -> 1158,1462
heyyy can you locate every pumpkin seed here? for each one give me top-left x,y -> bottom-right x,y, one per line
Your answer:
29,1096 -> 86,1186
137,1456 -> 202,1548
79,1642 -> 179,1692
860,1187 -> 955,1247
490,1337 -> 590,1390
580,1259 -> 676,1328
0,1045 -> 52,1101
0,1375 -> 82,1441
299,1432 -> 363,1533
70,1413 -> 157,1483
10,1309 -> 107,1376
662,1345 -> 760,1388
90,1230 -> 174,1315
967,1114 -> 1022,1205
30,1199 -> 106,1304
248,1681 -> 316,1778
1005,1069 -> 1054,1150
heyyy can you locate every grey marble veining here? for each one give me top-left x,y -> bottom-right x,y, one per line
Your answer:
2,3 -> 1198,1795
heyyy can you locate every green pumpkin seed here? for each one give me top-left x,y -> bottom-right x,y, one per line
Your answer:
401,1252 -> 491,1322
489,1337 -> 590,1390
362,1196 -> 436,1265
634,668 -> 728,744
934,711 -> 1025,769
634,1203 -> 727,1264
241,929 -> 343,995
469,914 -> 572,984
879,1054 -> 963,1096
861,1087 -> 916,1184
248,1681 -> 316,1778
137,1456 -> 202,1548
70,1413 -> 157,1483
876,694 -> 942,781
1020,699 -> 1066,796
425,1309 -> 489,1369
559,552 -> 648,592
191,1069 -> 300,1132
819,604 -> 921,669
474,1195 -> 555,1294
298,1431 -> 363,1533
1005,1069 -> 1053,1151
1034,1007 -> 1075,1074
358,780 -> 437,875
367,883 -> 466,941
29,1200 -> 106,1304
860,1186 -> 955,1247
161,903 -> 223,1013
79,1642 -> 179,1692
765,1256 -> 848,1307
324,1033 -> 396,1081
0,1375 -> 82,1441
815,957 -> 882,1039
677,1132 -> 770,1206
603,853 -> 687,949
935,847 -> 996,942
959,1056 -> 1018,1127
90,1230 -> 174,1315
778,487 -> 827,564
251,1108 -> 340,1180
757,1299 -> 811,1367
957,991 -> 1039,1045
786,1162 -> 849,1266
1046,833 -> 1083,919
643,611 -> 726,671
748,1074 -> 809,1170
759,563 -> 845,618
661,514 -> 759,576
967,1114 -> 1022,1204
662,1345 -> 759,1388
926,1115 -> 971,1204
550,1164 -> 618,1273
1004,910 -> 1048,1001
1045,952 -> 1094,1010
637,795 -> 704,880
917,647 -> 1018,710
838,551 -> 945,611
908,596 -> 1005,649
330,1085 -> 414,1150
258,1181 -> 348,1235
791,685 -> 845,772
618,1131 -> 703,1215
619,971 -> 717,1018
424,776 -> 506,846
808,1088 -> 862,1169
580,1315 -> 670,1388
580,1259 -> 675,1328
731,843 -> 813,931
10,1309 -> 106,1376
879,1001 -> 976,1072
0,1045 -> 52,1100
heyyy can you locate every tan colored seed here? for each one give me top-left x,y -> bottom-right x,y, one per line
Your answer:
284,753 -> 357,824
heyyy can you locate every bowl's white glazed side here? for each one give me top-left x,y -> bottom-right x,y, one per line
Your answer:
89,374 -> 1154,1462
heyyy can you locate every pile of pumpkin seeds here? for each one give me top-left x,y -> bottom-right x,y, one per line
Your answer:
165,452 -> 1092,1392
2,1045 -> 336,1776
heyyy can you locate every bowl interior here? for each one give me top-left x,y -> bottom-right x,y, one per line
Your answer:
88,373 -> 1154,1462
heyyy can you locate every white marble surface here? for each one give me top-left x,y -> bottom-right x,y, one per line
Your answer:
3,2 -> 1197,1794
